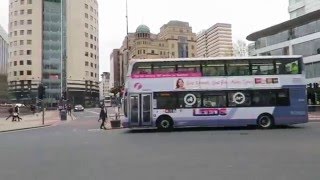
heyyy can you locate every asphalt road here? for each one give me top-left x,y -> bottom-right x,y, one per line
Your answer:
0,108 -> 320,180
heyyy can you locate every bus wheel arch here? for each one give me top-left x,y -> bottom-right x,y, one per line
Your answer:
156,115 -> 174,131
257,113 -> 274,129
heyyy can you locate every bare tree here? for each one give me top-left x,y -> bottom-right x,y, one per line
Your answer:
233,40 -> 249,57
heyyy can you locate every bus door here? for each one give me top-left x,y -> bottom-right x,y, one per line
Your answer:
129,94 -> 152,126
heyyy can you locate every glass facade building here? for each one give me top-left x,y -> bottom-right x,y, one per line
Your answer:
247,9 -> 320,81
42,0 -> 66,106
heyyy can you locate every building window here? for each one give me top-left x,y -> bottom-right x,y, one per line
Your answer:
27,30 -> 32,35
27,71 -> 32,75
90,16 -> 93,21
90,63 -> 93,67
27,40 -> 32,44
85,23 -> 88,28
19,50 -> 24,55
90,6 -> 93,12
85,13 -> 88,18
20,60 -> 24,65
85,4 -> 88,9
85,61 -> 89,66
91,72 -> 93,77
85,32 -> 88,37
90,34 -> 93,39
20,10 -> 24,15
151,50 -> 155,54
27,0 -> 32,4
20,30 -> 24,35
20,20 -> 24,25
14,51 -> 17,56
191,45 -> 194,50
14,41 -> 17,46
14,71 -> 17,76
27,20 -> 32,25
90,44 -> 93,49
95,64 -> 97,68
14,11 -> 18,16
90,53 -> 93,58
20,71 -> 24,75
85,52 -> 89,56
27,60 -> 32,65
20,0 -> 25,5
14,61 -> 17,66
27,9 -> 32,14
14,21 -> 17,26
14,31 -> 17,36
85,42 -> 88,47
95,73 -> 97,78
27,50 -> 32,55
85,71 -> 89,76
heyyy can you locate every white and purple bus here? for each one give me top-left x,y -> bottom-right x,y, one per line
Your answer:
122,56 -> 308,130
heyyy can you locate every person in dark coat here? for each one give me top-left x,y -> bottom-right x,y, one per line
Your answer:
5,106 -> 14,121
99,107 -> 107,130
67,104 -> 72,115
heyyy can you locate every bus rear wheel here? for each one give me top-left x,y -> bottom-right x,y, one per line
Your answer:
156,116 -> 173,131
257,114 -> 274,129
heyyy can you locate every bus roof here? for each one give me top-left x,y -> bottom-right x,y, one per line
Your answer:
129,56 -> 303,64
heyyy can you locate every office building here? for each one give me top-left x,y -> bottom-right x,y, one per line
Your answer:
289,0 -> 320,19
0,25 -> 8,75
110,49 -> 121,88
196,23 -> 233,57
247,9 -> 320,84
7,0 -> 99,106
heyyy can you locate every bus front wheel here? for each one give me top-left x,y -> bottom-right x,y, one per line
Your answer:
257,114 -> 274,129
156,116 -> 173,131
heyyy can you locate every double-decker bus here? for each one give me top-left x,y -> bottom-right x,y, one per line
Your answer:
122,56 -> 308,130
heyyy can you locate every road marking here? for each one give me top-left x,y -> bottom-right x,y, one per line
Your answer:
85,110 -> 100,115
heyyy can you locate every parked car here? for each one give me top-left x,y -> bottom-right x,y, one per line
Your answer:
74,105 -> 84,112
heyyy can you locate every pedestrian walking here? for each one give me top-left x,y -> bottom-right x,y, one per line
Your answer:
30,105 -> 36,115
5,106 -> 14,121
98,107 -> 108,130
14,105 -> 22,122
67,104 -> 72,115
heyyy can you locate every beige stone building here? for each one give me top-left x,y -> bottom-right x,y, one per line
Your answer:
118,20 -> 197,85
7,0 -> 99,106
196,23 -> 233,57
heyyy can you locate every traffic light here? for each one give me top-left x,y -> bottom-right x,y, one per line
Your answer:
38,84 -> 45,100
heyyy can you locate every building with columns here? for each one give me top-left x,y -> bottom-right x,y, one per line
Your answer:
118,20 -> 197,85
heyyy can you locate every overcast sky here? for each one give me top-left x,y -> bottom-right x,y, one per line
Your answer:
0,0 -> 289,74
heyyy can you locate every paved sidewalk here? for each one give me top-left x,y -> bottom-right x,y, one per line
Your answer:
0,110 -> 65,132
309,112 -> 320,121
